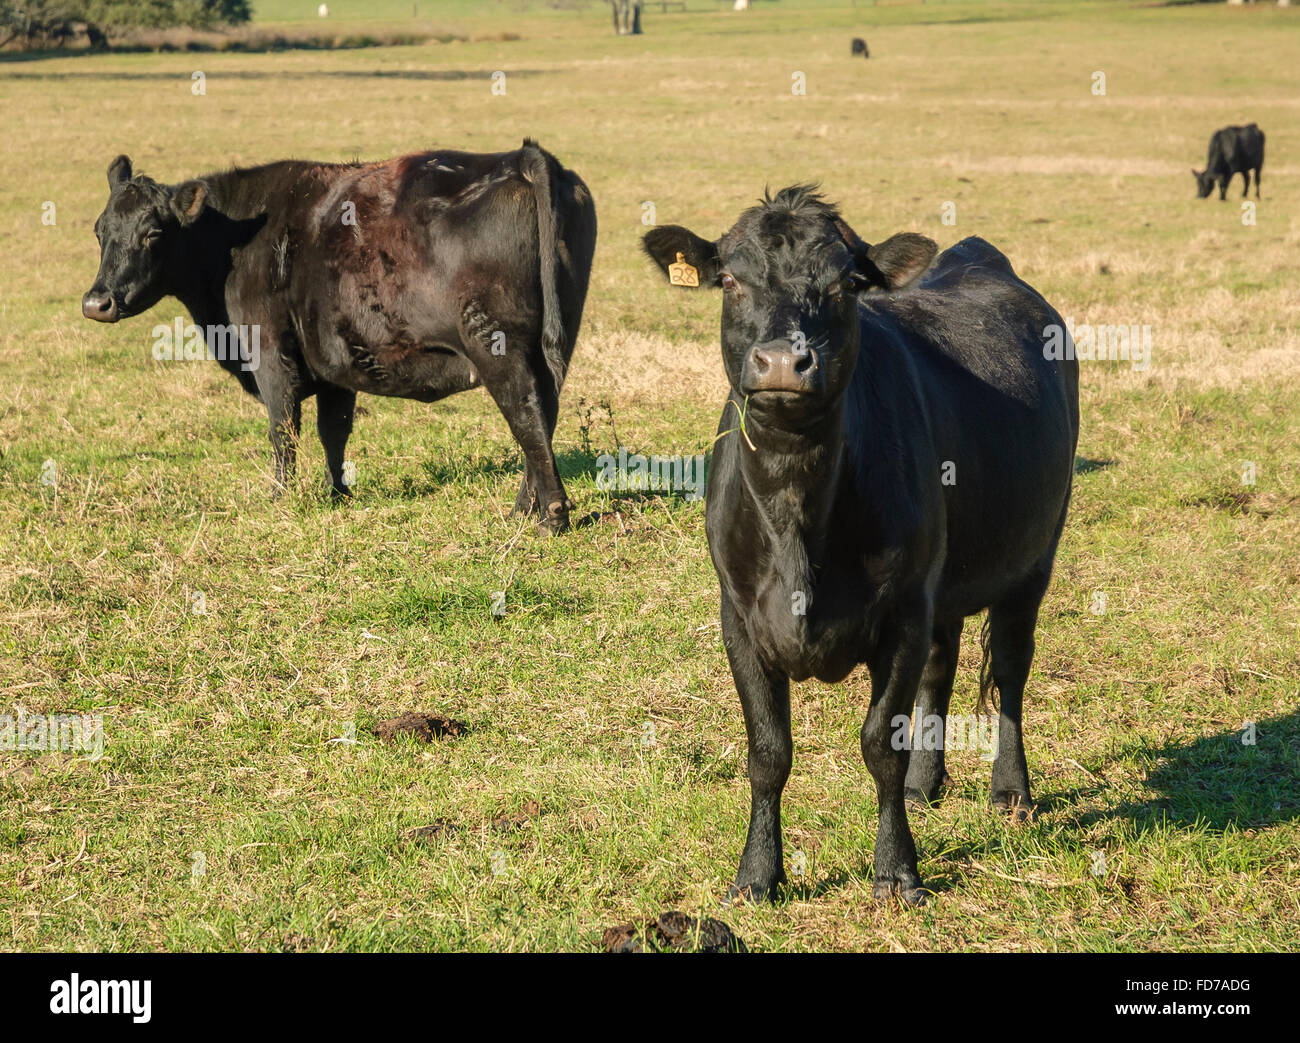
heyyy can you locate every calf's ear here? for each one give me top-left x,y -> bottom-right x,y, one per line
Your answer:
857,232 -> 937,291
107,154 -> 133,189
170,180 -> 209,226
642,225 -> 721,288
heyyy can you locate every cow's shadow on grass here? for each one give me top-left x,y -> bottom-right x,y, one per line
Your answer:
397,446 -> 602,501
1040,709 -> 1300,834
398,446 -> 706,521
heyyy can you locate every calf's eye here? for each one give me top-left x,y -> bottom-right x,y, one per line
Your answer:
720,274 -> 736,290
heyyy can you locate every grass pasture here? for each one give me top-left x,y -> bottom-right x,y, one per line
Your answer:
0,0 -> 1298,952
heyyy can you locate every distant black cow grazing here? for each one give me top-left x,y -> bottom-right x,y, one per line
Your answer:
1194,123 -> 1264,200
82,140 -> 597,533
851,37 -> 869,57
644,187 -> 1079,903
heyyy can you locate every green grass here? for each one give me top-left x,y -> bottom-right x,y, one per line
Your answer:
1,0 -> 1298,951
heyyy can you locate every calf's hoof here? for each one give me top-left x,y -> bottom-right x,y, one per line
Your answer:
904,773 -> 951,809
724,876 -> 782,907
991,792 -> 1034,823
872,874 -> 927,906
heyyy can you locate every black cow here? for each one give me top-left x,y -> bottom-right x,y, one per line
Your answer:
851,37 -> 869,58
1193,123 -> 1264,200
82,140 -> 597,533
644,187 -> 1079,903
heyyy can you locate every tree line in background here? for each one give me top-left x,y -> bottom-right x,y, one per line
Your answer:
0,0 -> 251,49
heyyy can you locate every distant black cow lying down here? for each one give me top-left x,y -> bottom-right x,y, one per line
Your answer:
82,140 -> 597,534
1194,123 -> 1264,200
851,37 -> 869,57
644,187 -> 1079,904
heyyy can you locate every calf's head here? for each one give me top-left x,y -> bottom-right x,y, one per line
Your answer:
1191,168 -> 1215,199
82,155 -> 208,322
643,186 -> 934,421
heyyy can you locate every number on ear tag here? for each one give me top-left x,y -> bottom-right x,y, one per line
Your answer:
668,252 -> 699,288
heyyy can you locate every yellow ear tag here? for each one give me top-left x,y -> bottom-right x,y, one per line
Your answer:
668,252 -> 699,288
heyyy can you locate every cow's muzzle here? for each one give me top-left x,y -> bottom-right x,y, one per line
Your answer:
81,291 -> 120,323
743,341 -> 820,394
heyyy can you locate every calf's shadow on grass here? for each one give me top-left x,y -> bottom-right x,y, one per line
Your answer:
1040,709 -> 1300,834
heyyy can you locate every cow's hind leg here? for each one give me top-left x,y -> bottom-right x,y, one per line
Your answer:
1254,165 -> 1262,199
258,365 -> 303,497
904,619 -> 962,807
1242,170 -> 1251,198
315,384 -> 356,498
511,371 -> 561,518
460,304 -> 571,534
986,571 -> 1050,820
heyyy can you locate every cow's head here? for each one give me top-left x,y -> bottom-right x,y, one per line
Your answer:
1191,168 -> 1215,199
82,155 -> 209,322
643,186 -> 935,422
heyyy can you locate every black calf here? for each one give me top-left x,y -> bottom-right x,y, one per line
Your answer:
644,187 -> 1079,903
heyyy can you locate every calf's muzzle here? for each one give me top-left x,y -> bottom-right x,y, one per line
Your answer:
743,340 -> 820,394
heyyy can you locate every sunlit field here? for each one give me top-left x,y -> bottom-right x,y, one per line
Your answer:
1,0 -> 1297,951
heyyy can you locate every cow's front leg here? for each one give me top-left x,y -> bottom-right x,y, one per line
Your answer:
721,590 -> 792,904
862,594 -> 933,904
315,383 -> 356,498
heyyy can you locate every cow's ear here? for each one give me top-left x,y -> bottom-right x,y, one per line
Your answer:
170,180 -> 209,226
107,154 -> 133,189
856,233 -> 937,291
642,225 -> 721,289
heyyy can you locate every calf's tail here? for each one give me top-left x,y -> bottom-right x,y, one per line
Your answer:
520,139 -> 568,395
976,613 -> 999,717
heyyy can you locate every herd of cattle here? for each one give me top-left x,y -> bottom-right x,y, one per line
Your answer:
77,121 -> 1260,903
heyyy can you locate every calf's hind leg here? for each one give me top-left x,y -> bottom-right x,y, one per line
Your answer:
904,619 -> 962,807
986,572 -> 1051,819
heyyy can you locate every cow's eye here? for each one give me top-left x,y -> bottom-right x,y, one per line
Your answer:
720,273 -> 736,290
143,229 -> 162,244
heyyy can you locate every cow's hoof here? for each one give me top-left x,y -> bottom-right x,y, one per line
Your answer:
536,499 -> 571,536
872,876 -> 927,906
327,484 -> 352,502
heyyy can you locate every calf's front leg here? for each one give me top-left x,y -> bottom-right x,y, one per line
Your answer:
721,590 -> 792,904
862,596 -> 933,903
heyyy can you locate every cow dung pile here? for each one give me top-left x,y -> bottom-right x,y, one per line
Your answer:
602,911 -> 747,953
372,712 -> 467,743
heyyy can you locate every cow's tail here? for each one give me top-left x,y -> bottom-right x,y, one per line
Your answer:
521,139 -> 567,394
976,612 -> 999,717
